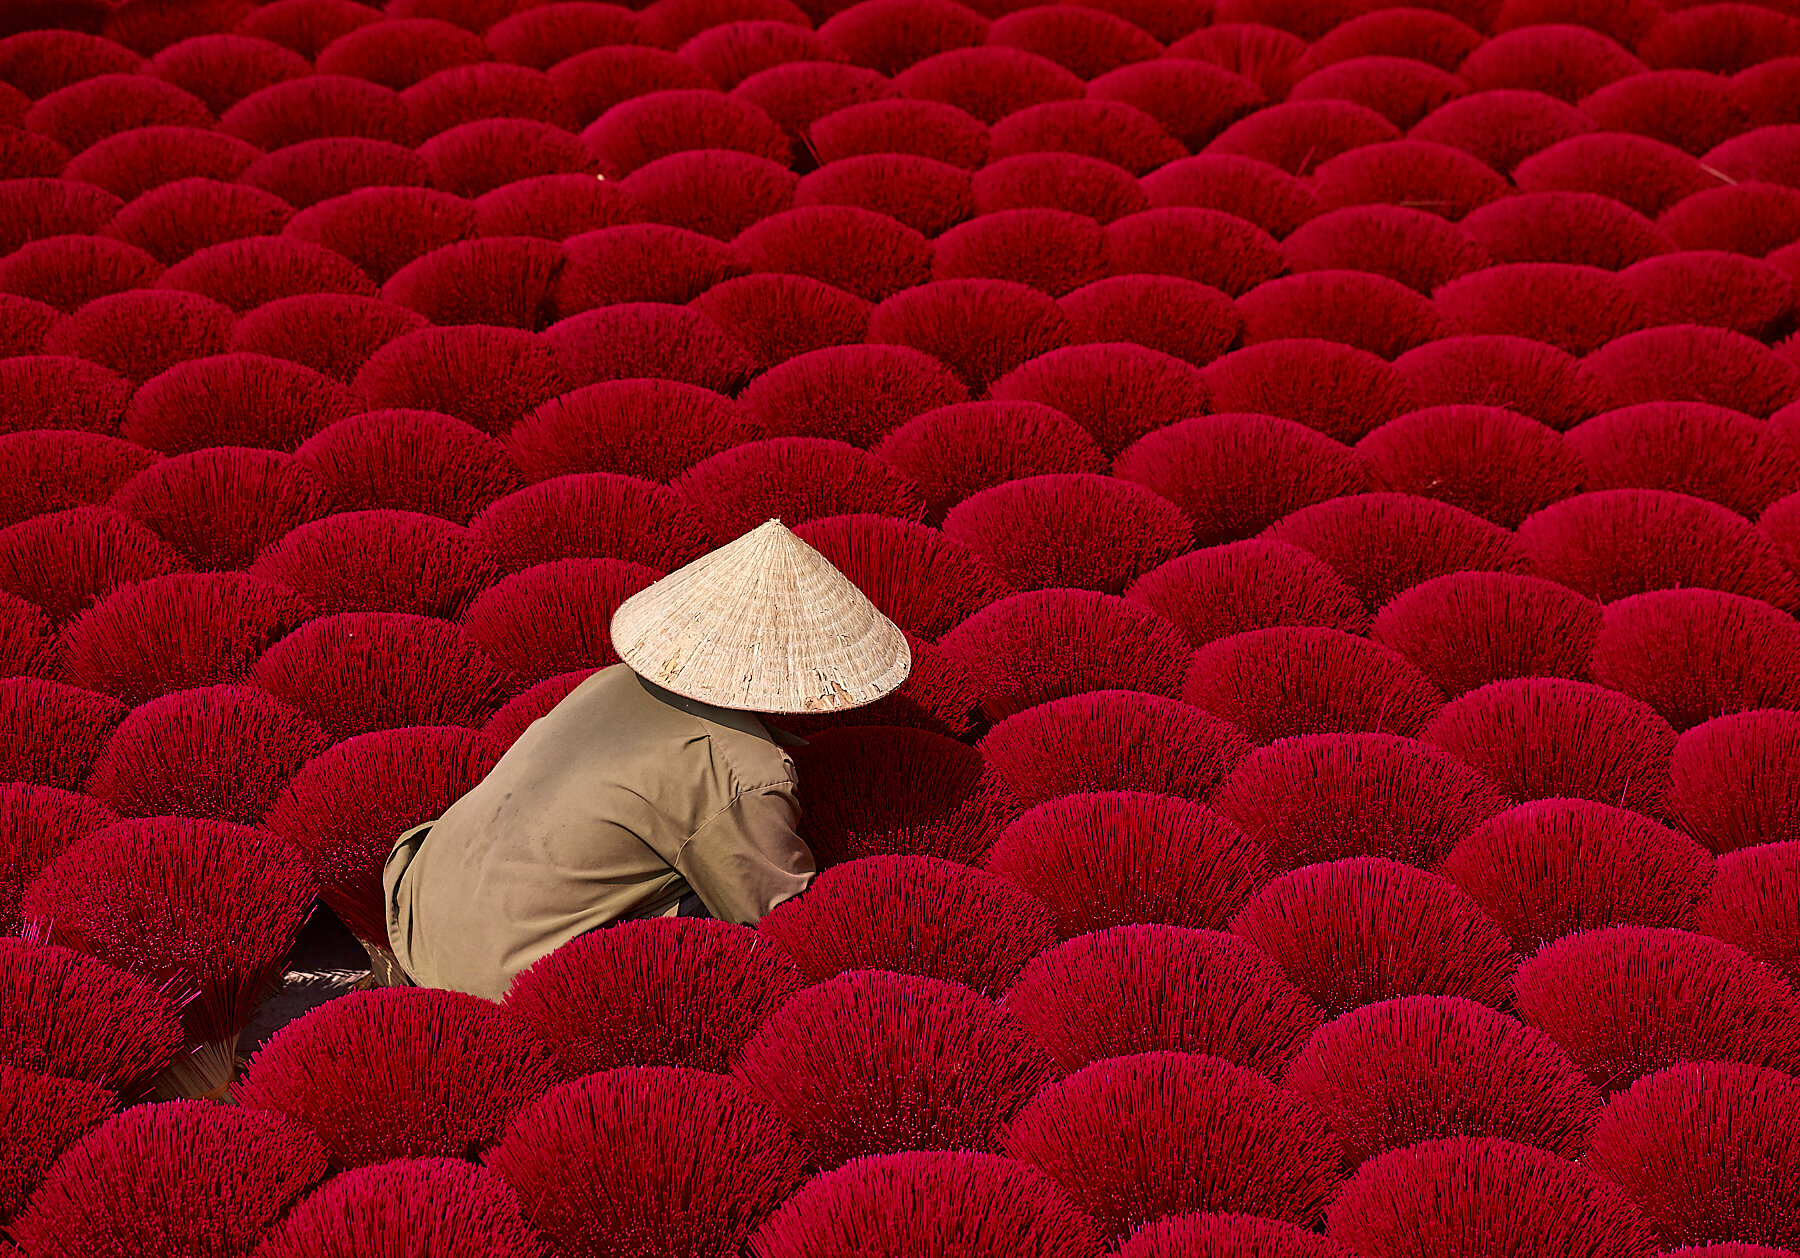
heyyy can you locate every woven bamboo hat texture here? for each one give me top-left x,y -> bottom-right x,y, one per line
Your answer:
611,519 -> 912,713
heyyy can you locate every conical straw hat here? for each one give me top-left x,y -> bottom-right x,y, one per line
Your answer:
610,519 -> 911,714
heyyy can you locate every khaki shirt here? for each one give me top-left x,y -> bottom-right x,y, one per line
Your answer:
382,664 -> 814,1000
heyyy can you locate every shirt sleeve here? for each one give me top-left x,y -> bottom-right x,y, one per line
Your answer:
675,784 -> 816,925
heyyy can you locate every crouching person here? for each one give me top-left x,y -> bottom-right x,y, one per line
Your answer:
380,520 -> 911,999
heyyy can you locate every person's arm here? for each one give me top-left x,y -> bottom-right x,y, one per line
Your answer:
674,784 -> 815,924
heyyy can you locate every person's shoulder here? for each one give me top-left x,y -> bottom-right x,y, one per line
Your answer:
704,715 -> 799,796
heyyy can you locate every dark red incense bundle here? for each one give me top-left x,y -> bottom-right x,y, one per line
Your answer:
294,408 -> 521,524
254,1158 -> 549,1258
264,724 -> 497,952
0,937 -> 180,1094
503,917 -> 802,1077
1439,799 -> 1715,952
1005,922 -> 1320,1077
977,689 -> 1249,806
236,987 -> 557,1167
1513,926 -> 1800,1093
1586,1062 -> 1800,1249
792,724 -> 1015,865
1695,842 -> 1800,986
1424,677 -> 1678,813
1183,626 -> 1445,743
986,792 -> 1265,937
8,1101 -> 327,1256
734,969 -> 1054,1166
21,816 -> 315,1098
81,683 -> 326,825
252,611 -> 507,740
738,342 -> 965,447
759,854 -> 1054,994
1370,572 -> 1601,697
939,589 -> 1191,720
873,400 -> 1107,523
1208,732 -> 1508,871
1001,1051 -> 1342,1239
485,1067 -> 808,1258
1115,414 -> 1371,549
1230,857 -> 1520,1016
791,514 -> 1009,640
1326,1136 -> 1662,1258
1284,995 -> 1601,1165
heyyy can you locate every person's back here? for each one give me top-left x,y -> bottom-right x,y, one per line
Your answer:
384,663 -> 813,1000
379,520 -> 911,1000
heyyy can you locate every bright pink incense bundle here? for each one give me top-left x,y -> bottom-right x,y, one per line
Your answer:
1230,857 -> 1520,1016
0,678 -> 124,790
0,1063 -> 112,1223
1325,1136 -> 1662,1258
1512,926 -> 1800,1094
43,289 -> 231,384
120,353 -> 358,455
22,816 -> 314,1098
1207,733 -> 1507,871
485,1067 -> 808,1258
758,854 -> 1055,995
253,1158 -> 549,1258
734,970 -> 1055,1167
986,793 -> 1267,937
1002,1051 -> 1342,1239
1005,922 -> 1319,1079
1282,995 -> 1602,1165
1666,709 -> 1800,853
1393,334 -> 1603,432
502,917 -> 803,1078
0,938 -> 181,1095
235,987 -> 557,1168
1585,1062 -> 1800,1250
750,1151 -> 1105,1258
